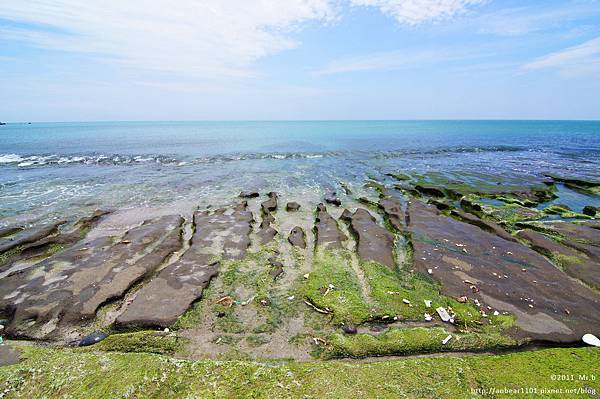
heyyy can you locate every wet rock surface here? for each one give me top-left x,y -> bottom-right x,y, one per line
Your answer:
288,226 -> 307,249
239,191 -> 259,198
261,192 -> 278,213
325,192 -> 341,207
314,204 -> 347,249
346,208 -> 395,268
117,203 -> 253,328
0,222 -> 64,254
408,200 -> 600,342
286,202 -> 301,212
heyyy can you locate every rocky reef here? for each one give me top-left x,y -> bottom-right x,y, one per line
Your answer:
0,171 -> 598,361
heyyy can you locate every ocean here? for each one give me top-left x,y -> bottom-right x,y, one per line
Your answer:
1,120 -> 599,224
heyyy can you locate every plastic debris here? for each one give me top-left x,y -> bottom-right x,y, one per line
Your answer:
303,273 -> 310,279
164,328 -> 170,333
457,296 -> 468,303
79,331 -> 108,347
241,295 -> 256,306
424,313 -> 432,322
493,311 -> 500,316
402,299 -> 411,304
424,300 -> 432,308
442,335 -> 452,345
436,307 -> 452,322
427,268 -> 433,275
582,334 -> 600,347
287,295 -> 295,301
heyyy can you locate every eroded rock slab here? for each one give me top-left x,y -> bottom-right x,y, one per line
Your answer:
408,200 -> 600,342
0,222 -> 64,254
116,202 -> 253,328
0,215 -> 183,338
451,209 -> 517,243
0,210 -> 110,274
545,221 -> 600,245
346,208 -> 395,269
314,204 -> 347,249
379,194 -> 407,233
517,229 -> 600,288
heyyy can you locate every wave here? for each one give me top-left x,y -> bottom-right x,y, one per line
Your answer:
0,146 -> 532,169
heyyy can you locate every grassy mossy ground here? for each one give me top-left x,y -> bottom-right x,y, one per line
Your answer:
302,249 -> 372,324
302,249 -> 508,335
317,327 -> 516,359
78,331 -> 184,355
1,345 -> 597,398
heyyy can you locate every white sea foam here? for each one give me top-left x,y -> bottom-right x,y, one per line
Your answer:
0,154 -> 24,163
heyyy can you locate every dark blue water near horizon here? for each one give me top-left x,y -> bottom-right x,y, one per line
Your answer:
1,120 -> 599,225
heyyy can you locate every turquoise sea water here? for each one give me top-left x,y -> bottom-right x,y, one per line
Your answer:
1,120 -> 599,223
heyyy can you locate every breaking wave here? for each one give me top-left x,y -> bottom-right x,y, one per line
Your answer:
0,146 -> 530,169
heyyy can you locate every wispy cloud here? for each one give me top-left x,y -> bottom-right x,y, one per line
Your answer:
0,1 -> 337,78
476,3 -> 600,37
349,0 -> 484,25
0,0 -> 488,80
313,47 -> 482,75
523,36 -> 600,77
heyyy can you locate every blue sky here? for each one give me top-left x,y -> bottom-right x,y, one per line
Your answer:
1,0 -> 599,121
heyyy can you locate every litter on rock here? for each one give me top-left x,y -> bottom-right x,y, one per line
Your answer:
436,307 -> 451,322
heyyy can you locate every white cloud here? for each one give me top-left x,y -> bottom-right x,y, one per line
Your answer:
0,0 -> 336,78
0,0 -> 485,80
349,0 -> 484,25
523,37 -> 600,77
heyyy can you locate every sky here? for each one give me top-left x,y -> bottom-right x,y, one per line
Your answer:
0,0 -> 599,121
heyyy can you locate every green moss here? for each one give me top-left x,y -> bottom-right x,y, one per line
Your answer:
361,259 -> 482,325
319,327 -> 516,359
543,205 -> 592,220
301,250 -> 371,324
79,331 -> 184,355
213,305 -> 245,334
3,345 -> 596,398
45,243 -> 64,256
0,245 -> 23,265
386,172 -> 411,181
246,334 -> 270,347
